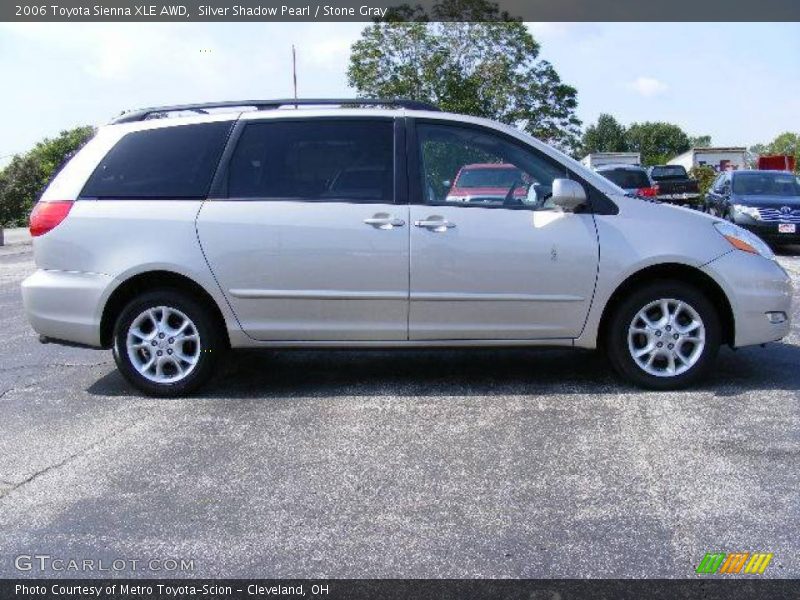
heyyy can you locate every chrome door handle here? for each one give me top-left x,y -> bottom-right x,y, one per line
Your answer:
414,217 -> 456,232
363,214 -> 406,229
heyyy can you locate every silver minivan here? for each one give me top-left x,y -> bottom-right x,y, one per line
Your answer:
22,99 -> 792,396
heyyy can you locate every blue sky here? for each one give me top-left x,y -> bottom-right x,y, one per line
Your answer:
1,22 -> 798,164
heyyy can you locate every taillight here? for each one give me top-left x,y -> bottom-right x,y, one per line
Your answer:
29,200 -> 74,237
637,187 -> 658,198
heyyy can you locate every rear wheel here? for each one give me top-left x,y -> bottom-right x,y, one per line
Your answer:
605,281 -> 720,389
112,289 -> 225,397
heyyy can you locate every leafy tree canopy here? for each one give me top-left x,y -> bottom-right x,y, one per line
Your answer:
0,126 -> 95,227
580,113 -> 628,155
625,121 -> 692,166
689,135 -> 712,148
348,0 -> 581,153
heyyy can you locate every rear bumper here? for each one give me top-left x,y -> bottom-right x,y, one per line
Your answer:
656,192 -> 701,204
701,252 -> 792,347
21,269 -> 112,348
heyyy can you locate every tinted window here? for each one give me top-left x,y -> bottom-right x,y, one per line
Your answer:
733,172 -> 800,196
599,169 -> 651,189
650,166 -> 688,179
226,120 -> 394,202
417,123 -> 566,210
81,122 -> 232,199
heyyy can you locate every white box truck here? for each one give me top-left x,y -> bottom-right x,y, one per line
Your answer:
580,152 -> 641,169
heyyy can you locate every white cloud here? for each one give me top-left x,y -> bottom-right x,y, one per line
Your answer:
627,76 -> 669,97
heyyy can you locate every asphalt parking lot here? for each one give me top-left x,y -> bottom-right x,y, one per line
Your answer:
1,242 -> 799,579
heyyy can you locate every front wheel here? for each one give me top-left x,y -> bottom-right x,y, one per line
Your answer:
112,290 -> 225,397
605,281 -> 721,390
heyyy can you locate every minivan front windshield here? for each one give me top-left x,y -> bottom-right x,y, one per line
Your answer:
733,172 -> 800,197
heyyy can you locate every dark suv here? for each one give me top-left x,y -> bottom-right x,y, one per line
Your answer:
594,164 -> 657,199
705,170 -> 800,243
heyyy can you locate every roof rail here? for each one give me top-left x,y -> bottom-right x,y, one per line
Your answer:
111,98 -> 440,124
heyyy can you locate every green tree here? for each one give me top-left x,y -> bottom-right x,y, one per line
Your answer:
689,164 -> 717,200
581,114 -> 628,155
0,126 -> 95,227
347,0 -> 582,153
689,135 -> 712,148
625,121 -> 691,166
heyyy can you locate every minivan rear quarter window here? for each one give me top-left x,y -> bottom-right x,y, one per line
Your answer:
80,121 -> 233,199
225,119 -> 394,202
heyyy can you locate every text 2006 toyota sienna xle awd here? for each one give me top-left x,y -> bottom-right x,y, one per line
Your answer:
22,99 -> 792,396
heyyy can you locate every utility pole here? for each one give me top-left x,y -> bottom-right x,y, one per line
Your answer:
292,45 -> 298,107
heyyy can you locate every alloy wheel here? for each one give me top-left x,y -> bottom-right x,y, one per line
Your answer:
126,305 -> 201,383
627,298 -> 706,377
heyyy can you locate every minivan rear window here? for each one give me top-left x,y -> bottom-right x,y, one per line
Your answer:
80,121 -> 232,199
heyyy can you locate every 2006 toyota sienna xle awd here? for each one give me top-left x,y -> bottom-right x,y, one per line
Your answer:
22,99 -> 792,396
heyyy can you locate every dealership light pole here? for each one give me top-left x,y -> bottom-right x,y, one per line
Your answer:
292,45 -> 298,108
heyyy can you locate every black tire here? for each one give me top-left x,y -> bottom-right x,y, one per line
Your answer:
605,281 -> 721,390
112,289 -> 225,397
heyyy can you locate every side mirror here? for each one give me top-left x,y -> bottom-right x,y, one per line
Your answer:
551,178 -> 587,211
442,180 -> 452,189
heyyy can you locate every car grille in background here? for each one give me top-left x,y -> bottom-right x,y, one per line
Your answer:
757,208 -> 800,223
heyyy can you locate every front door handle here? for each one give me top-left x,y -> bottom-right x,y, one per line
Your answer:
414,217 -> 456,232
363,214 -> 406,229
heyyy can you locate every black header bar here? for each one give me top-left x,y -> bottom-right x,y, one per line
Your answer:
3,0 -> 800,22
4,579 -> 800,600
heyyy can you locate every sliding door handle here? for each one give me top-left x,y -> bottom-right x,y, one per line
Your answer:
414,217 -> 456,232
364,214 -> 405,229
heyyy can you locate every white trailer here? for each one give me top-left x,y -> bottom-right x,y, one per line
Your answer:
580,152 -> 642,169
668,147 -> 747,172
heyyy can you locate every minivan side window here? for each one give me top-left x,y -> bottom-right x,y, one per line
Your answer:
416,122 -> 567,210
80,121 -> 232,199
225,119 -> 394,203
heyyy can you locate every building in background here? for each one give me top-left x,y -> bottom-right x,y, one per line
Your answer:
668,147 -> 747,172
580,152 -> 641,169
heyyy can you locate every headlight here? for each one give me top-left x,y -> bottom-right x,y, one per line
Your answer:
714,221 -> 774,260
732,204 -> 761,220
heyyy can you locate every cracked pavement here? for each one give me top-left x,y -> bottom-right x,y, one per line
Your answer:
0,245 -> 799,578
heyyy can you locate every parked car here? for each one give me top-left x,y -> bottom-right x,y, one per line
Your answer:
22,99 -> 792,396
705,169 -> 800,244
594,164 -> 658,199
647,165 -> 701,206
444,163 -> 529,206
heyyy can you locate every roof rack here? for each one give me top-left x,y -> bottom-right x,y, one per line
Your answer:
111,98 -> 440,124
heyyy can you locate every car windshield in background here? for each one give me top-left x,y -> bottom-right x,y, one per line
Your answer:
600,169 -> 651,189
457,167 -> 521,188
650,166 -> 687,179
733,172 -> 800,197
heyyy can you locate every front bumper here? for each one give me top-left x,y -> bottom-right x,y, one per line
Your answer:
734,217 -> 800,243
702,251 -> 792,347
21,269 -> 112,348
